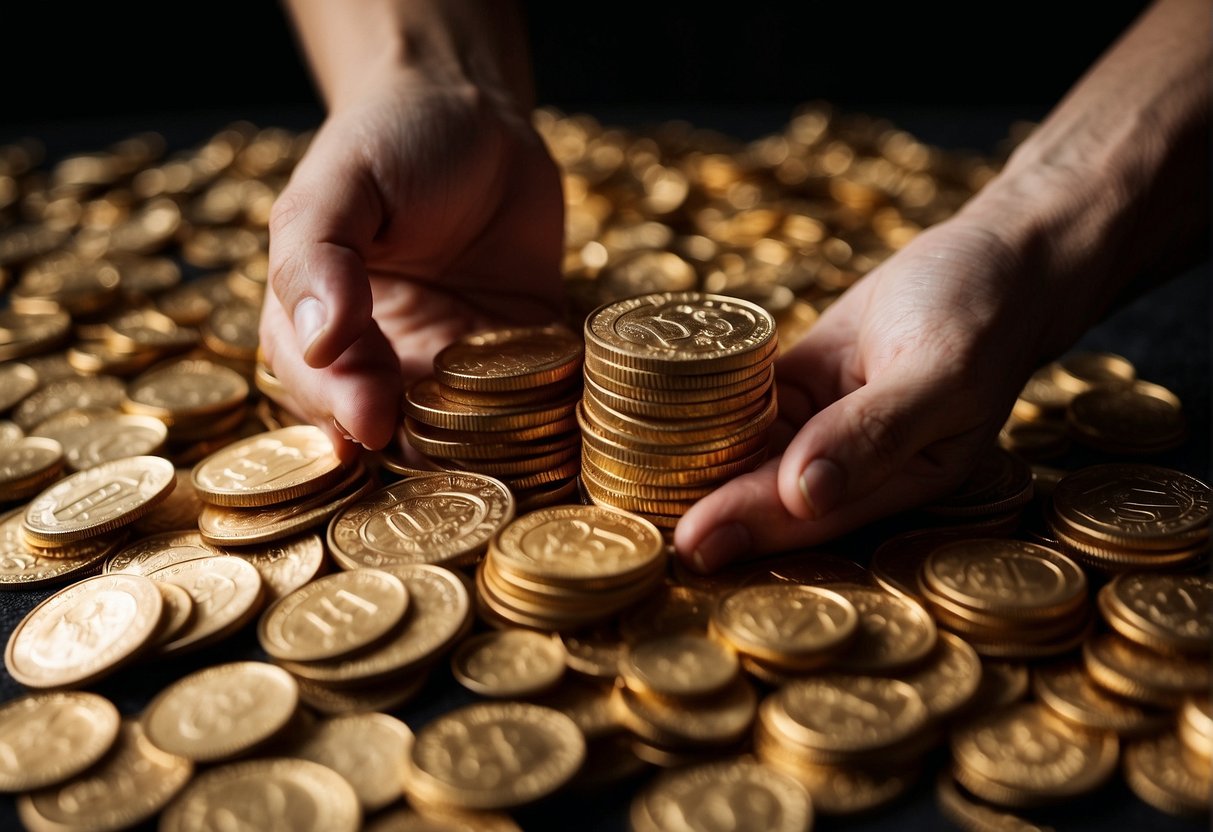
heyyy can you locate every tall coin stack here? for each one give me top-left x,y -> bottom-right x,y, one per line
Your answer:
579,292 -> 778,530
402,325 -> 583,510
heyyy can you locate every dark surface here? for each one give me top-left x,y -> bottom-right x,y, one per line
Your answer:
0,106 -> 1209,831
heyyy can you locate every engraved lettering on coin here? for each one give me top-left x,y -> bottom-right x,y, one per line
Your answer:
23,455 -> 175,542
1113,573 -> 1211,646
925,540 -> 1085,613
494,506 -> 662,581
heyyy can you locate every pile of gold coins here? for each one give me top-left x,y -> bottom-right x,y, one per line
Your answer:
0,109 -> 1211,832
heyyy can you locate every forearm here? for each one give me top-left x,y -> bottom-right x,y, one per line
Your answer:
959,0 -> 1209,359
282,0 -> 534,112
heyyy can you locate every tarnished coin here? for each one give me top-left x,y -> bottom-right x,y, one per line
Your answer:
621,633 -> 738,699
407,702 -> 586,810
451,629 -> 567,698
630,758 -> 812,832
143,661 -> 299,762
922,539 -> 1087,618
32,408 -> 167,471
258,569 -> 408,662
148,555 -> 265,655
1051,464 -> 1210,548
17,722 -> 192,832
1033,661 -> 1171,736
291,712 -> 413,813
1099,572 -> 1211,654
0,361 -> 39,413
160,757 -> 360,832
328,473 -> 514,570
711,583 -> 857,669
22,454 -> 175,545
0,436 -> 63,500
192,425 -> 343,507
122,357 -> 248,424
433,324 -> 583,392
830,584 -> 938,673
0,691 -> 120,791
5,571 -> 163,689
1124,731 -> 1212,818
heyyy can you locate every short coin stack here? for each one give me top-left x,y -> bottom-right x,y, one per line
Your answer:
579,291 -> 778,530
402,325 -> 583,510
122,357 -> 252,461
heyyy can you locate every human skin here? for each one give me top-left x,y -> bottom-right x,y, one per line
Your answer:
263,0 -> 1209,572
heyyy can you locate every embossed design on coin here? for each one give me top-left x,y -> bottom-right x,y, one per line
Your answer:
123,358 -> 249,422
0,508 -> 120,590
451,629 -> 567,698
631,759 -> 813,832
1104,572 -> 1211,654
492,505 -> 663,582
713,584 -> 858,669
768,674 -> 928,756
236,534 -> 327,601
1053,464 -> 1210,544
5,572 -> 163,688
923,539 -> 1087,617
292,713 -> 413,813
0,692 -> 120,791
622,633 -> 738,699
105,529 -> 219,575
328,474 -> 514,569
32,409 -> 167,471
22,455 -> 175,544
434,324 -> 583,391
831,584 -> 938,673
148,555 -> 264,654
192,425 -> 343,507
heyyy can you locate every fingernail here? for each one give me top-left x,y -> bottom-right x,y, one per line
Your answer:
799,458 -> 845,519
690,523 -> 751,573
294,297 -> 327,361
332,417 -> 355,443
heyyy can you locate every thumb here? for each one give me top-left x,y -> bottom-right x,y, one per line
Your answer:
268,139 -> 380,369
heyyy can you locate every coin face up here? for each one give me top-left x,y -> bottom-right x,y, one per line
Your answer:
492,505 -> 664,583
192,425 -> 343,507
1053,464 -> 1210,543
291,713 -> 413,813
631,759 -> 813,832
434,325 -> 584,392
451,630 -> 567,699
0,692 -> 121,791
712,584 -> 858,668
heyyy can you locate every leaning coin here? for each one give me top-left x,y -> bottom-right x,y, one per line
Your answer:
631,758 -> 812,832
0,691 -> 120,791
192,425 -> 344,507
148,555 -> 264,655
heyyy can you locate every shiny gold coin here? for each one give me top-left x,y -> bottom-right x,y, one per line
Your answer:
5,571 -> 163,689
1032,661 -> 1171,736
122,357 -> 248,425
1051,464 -> 1210,549
934,771 -> 1048,832
156,272 -> 242,325
105,529 -> 218,575
148,555 -> 264,655
11,258 -> 120,315
620,632 -> 738,700
0,691 -> 120,791
428,445 -> 579,478
258,568 -> 408,662
283,563 -> 470,687
1013,364 -> 1075,421
951,703 -> 1119,808
901,631 -> 983,721
143,661 -> 298,762
151,580 -> 196,649
1180,695 -> 1213,762
66,338 -> 162,376
407,702 -> 586,810
619,584 -> 714,642
870,527 -> 974,601
406,422 -> 579,461
22,454 -> 175,545
580,461 -> 716,502
0,436 -> 63,500
192,424 -> 343,507
583,371 -> 773,419
222,533 -> 329,601
451,628 -> 567,698
12,374 -> 125,431
630,758 -> 813,832
328,473 -> 514,570
291,712 -> 413,813
578,406 -> 771,465
0,509 -> 123,590
405,378 -> 580,432
434,324 -> 583,392
585,291 -> 776,374
405,413 -> 578,447
160,756 -> 361,832
561,629 -> 628,680
1082,633 -> 1211,707
491,504 -> 664,585
921,538 -> 1087,619
102,305 -> 198,354
1099,572 -> 1211,654
830,584 -> 937,673
32,408 -> 167,471
202,300 -> 261,360
0,308 -> 71,361
1051,350 -> 1136,394
436,378 -> 579,408
585,361 -> 773,404
580,384 -> 770,442
0,361 -> 39,413
1068,381 -> 1185,452
1124,731 -> 1213,818
712,583 -> 858,670
17,722 -> 192,832
583,349 -> 770,390
582,441 -> 768,487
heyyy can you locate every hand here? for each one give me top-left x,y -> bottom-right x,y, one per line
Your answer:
259,67 -> 565,459
674,217 -> 1046,571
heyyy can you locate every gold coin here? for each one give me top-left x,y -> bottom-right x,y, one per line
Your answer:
436,379 -> 580,408
0,308 -> 71,361
585,292 -> 776,374
578,409 -> 770,467
450,629 -> 567,698
230,533 -> 329,601
711,583 -> 858,670
66,339 -> 163,377
998,417 -> 1070,460
0,508 -> 123,591
1124,731 -> 1212,818
1099,572 -> 1211,654
258,568 -> 408,662
1013,364 -> 1075,421
291,712 -> 413,813
328,473 -> 514,570
0,436 -> 64,500
951,703 -> 1118,807
1180,695 -> 1213,762
202,300 -> 261,360
491,504 -> 663,585
619,584 -> 714,642
105,529 -> 218,575
921,539 -> 1087,619
585,361 -> 773,404
11,258 -> 120,315
32,408 -> 167,471
151,580 -> 196,649
581,384 -> 770,442
22,454 -> 175,545
0,691 -> 120,791
157,272 -> 241,325
620,632 -> 738,699
934,771 -> 1048,832
364,808 -> 522,832
900,631 -> 983,721
561,629 -> 628,680
1051,464 -> 1210,549
17,722 -> 192,832
584,349 -> 770,390
109,253 -> 181,298
1068,381 -> 1185,452
759,744 -> 915,816
159,757 -> 361,832
1032,661 -> 1171,737
630,758 -> 812,832
433,324 -> 583,392
582,441 -> 768,487
1047,518 -> 1208,570
829,584 -> 937,673
1051,350 -> 1136,394
148,555 -> 265,655
282,563 -> 470,687
192,425 -> 343,507
407,702 -> 586,811
514,476 -> 581,511
580,460 -> 716,502
1082,633 -> 1211,707
924,447 -> 1033,517
143,661 -> 298,762
583,372 -> 773,420
580,478 -> 698,516
5,572 -> 163,689
406,422 -> 579,461
0,361 -> 39,412
122,357 -> 249,424
405,378 -> 580,432
405,414 -> 578,447
428,445 -> 579,478
102,305 -> 198,354
619,677 -> 758,749
12,374 -> 126,431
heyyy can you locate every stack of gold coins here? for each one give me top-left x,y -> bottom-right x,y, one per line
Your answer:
477,505 -> 666,631
921,447 -> 1033,533
579,291 -> 778,530
402,325 -> 583,510
1048,464 -> 1210,571
917,539 -> 1091,659
0,436 -> 64,501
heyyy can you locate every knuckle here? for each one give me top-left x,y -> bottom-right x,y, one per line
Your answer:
268,188 -> 312,239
